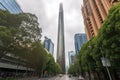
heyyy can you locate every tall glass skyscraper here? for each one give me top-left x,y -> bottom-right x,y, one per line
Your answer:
74,33 -> 87,55
0,0 -> 22,14
57,3 -> 65,73
44,37 -> 54,56
68,51 -> 75,66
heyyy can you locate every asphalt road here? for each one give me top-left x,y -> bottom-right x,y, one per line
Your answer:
54,74 -> 77,80
39,74 -> 78,80
18,74 -> 78,80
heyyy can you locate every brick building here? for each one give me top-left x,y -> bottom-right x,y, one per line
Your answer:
82,0 -> 120,40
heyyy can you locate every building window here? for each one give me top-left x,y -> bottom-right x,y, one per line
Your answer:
85,3 -> 91,16
110,0 -> 120,3
93,0 -> 103,23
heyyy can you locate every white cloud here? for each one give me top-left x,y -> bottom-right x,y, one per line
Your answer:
16,0 -> 85,67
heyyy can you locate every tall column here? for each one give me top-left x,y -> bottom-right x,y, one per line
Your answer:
101,0 -> 111,14
57,3 -> 65,73
88,0 -> 102,29
95,0 -> 107,21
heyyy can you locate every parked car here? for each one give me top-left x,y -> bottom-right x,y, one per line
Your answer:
59,74 -> 62,77
69,74 -> 72,78
78,75 -> 84,80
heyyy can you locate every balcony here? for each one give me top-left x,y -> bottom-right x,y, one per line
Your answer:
0,54 -> 33,71
110,0 -> 120,3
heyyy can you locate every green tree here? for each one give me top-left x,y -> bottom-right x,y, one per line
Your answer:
44,54 -> 62,76
0,9 -> 49,76
69,3 -> 120,79
0,9 -> 42,59
97,3 -> 120,69
0,26 -> 19,58
28,41 -> 49,75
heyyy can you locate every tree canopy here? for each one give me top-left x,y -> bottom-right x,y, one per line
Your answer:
0,9 -> 62,76
68,2 -> 120,75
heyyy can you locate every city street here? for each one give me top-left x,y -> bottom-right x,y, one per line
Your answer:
39,75 -> 78,80
18,74 -> 78,80
0,0 -> 120,80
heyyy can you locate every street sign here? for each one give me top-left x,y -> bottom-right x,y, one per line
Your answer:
101,57 -> 111,67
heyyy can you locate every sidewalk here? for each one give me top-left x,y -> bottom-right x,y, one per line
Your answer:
17,77 -> 39,80
17,76 -> 57,80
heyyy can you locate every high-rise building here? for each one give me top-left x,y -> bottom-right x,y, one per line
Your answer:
57,3 -> 65,73
82,0 -> 120,40
0,0 -> 22,14
68,51 -> 75,66
44,37 -> 54,56
74,33 -> 87,54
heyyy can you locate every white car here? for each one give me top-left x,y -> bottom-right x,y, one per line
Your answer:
78,75 -> 84,80
59,74 -> 62,77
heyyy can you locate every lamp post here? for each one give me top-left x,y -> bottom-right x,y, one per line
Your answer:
88,46 -> 112,80
87,46 -> 92,80
100,48 -> 112,80
101,57 -> 112,80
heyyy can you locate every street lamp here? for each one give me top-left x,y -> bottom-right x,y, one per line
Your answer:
87,46 -> 92,80
100,48 -> 112,80
101,57 -> 112,80
88,46 -> 112,80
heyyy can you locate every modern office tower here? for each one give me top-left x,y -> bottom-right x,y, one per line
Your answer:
66,65 -> 69,73
0,0 -> 22,14
57,3 -> 65,73
68,51 -> 75,66
82,0 -> 120,40
44,37 -> 54,56
74,33 -> 87,55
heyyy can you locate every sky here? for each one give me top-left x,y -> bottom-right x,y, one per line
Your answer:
16,0 -> 85,68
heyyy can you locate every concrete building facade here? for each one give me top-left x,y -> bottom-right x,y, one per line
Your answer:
82,0 -> 120,40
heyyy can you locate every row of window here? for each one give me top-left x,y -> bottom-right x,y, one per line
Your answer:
0,0 -> 22,14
